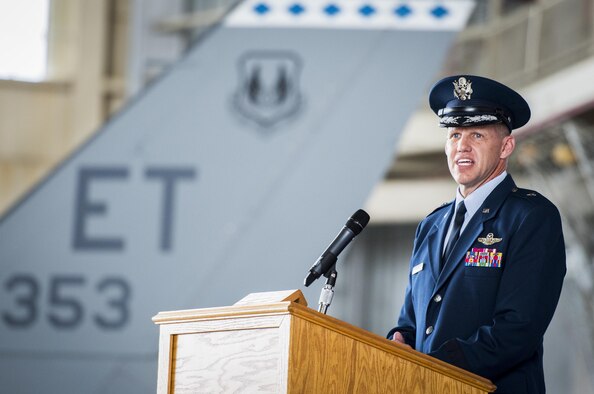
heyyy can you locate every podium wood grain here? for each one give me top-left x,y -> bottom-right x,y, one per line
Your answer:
153,290 -> 495,393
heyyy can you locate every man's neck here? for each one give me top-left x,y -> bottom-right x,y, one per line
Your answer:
452,171 -> 508,235
456,171 -> 508,207
460,164 -> 508,197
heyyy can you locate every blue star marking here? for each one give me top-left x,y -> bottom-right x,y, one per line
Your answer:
324,4 -> 340,16
288,3 -> 305,15
359,4 -> 376,17
254,3 -> 270,15
431,5 -> 449,18
394,5 -> 412,18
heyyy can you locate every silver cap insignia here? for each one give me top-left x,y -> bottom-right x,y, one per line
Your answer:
453,77 -> 473,100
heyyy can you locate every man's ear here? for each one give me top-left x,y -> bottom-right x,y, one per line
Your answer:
501,135 -> 516,159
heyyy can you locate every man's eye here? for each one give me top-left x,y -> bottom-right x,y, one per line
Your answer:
473,133 -> 483,139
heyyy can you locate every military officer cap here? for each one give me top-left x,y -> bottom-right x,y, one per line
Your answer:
428,75 -> 530,132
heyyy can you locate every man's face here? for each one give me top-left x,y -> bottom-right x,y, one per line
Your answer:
445,124 -> 515,196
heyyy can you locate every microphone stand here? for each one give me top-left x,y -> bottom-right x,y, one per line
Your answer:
317,265 -> 338,314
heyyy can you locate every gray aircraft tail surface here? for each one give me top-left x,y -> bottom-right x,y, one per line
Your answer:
0,0 -> 472,392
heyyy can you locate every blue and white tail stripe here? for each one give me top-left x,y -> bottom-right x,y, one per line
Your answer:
225,0 -> 474,30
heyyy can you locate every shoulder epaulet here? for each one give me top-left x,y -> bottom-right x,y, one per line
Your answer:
428,201 -> 452,216
509,186 -> 551,206
510,187 -> 541,200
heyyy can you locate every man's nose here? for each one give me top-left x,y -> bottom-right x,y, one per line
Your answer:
457,135 -> 471,151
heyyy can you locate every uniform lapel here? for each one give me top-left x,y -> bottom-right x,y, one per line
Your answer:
432,175 -> 516,294
427,202 -> 454,280
437,212 -> 484,287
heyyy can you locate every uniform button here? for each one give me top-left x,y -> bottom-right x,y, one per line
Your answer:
426,326 -> 433,335
433,294 -> 442,303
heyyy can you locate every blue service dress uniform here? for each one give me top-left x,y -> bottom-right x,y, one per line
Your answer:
388,174 -> 566,393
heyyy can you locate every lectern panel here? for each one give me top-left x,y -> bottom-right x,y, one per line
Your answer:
171,327 -> 281,393
288,315 -> 487,394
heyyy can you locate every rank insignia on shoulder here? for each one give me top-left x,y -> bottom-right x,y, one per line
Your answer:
478,233 -> 502,246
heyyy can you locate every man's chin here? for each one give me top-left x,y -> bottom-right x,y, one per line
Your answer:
452,174 -> 474,186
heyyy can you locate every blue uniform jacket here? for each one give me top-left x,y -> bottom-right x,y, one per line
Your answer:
388,175 -> 566,393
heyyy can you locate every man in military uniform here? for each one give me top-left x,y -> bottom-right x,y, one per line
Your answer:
388,75 -> 566,393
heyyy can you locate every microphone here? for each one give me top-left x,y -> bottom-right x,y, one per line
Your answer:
304,209 -> 370,287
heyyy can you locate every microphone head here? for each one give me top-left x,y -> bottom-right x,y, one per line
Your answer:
346,209 -> 370,235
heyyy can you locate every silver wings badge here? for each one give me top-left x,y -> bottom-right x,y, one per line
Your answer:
478,233 -> 502,246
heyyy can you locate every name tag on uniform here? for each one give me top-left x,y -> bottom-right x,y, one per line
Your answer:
412,262 -> 424,275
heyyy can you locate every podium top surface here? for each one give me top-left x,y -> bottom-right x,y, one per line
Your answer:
233,289 -> 307,306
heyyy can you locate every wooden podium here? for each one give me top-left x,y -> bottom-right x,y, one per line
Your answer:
153,290 -> 495,393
